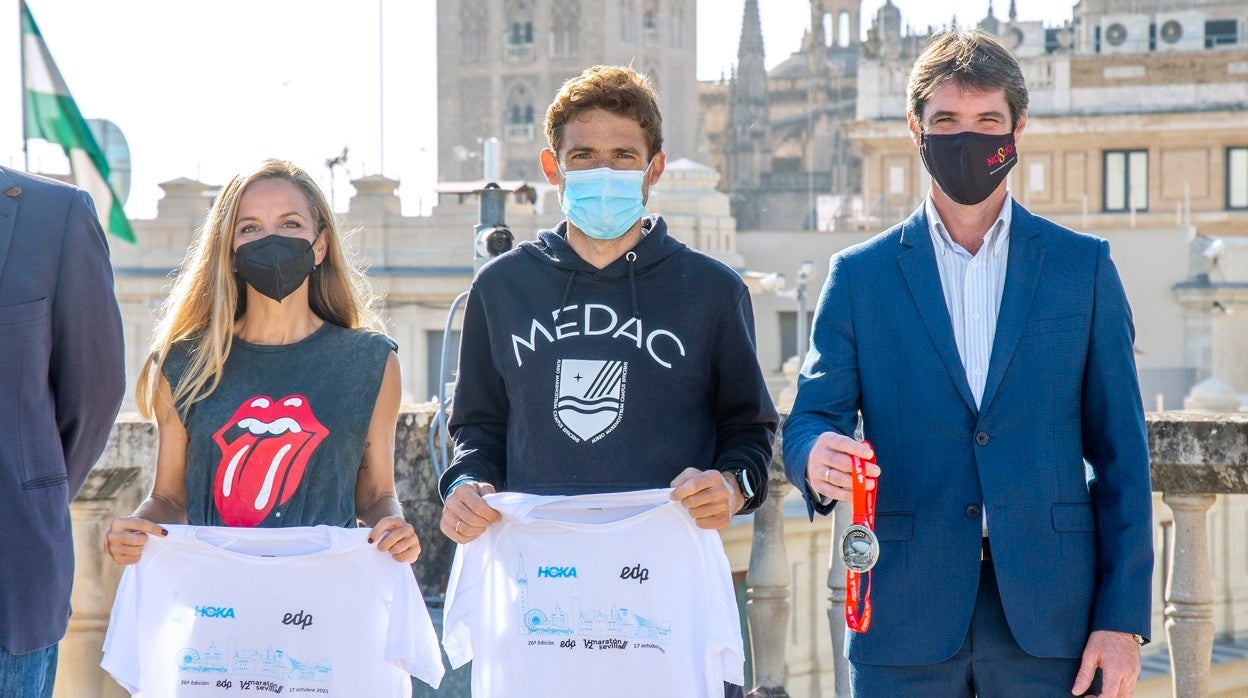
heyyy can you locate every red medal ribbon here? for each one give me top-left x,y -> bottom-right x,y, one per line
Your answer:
845,441 -> 877,633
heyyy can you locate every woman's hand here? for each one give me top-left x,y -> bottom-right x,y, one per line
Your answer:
105,517 -> 168,565
368,516 -> 421,564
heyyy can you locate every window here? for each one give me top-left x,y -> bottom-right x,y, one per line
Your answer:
459,0 -> 486,63
505,83 -> 536,141
620,0 -> 637,41
1205,19 -> 1238,48
505,0 -> 535,62
1229,147 -> 1248,210
551,0 -> 580,58
889,165 -> 905,194
1103,150 -> 1148,212
1028,162 -> 1045,193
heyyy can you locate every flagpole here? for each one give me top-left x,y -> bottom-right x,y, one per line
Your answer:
19,0 -> 29,171
378,0 -> 385,176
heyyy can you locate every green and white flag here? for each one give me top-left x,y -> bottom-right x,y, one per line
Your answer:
21,1 -> 135,243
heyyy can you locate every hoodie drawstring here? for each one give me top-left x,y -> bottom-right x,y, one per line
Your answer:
625,251 -> 640,319
557,270 -> 577,321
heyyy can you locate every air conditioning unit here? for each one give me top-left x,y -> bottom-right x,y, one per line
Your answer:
1001,21 -> 1046,57
1100,14 -> 1150,54
1154,11 -> 1206,52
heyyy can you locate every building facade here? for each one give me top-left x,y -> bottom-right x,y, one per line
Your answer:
435,0 -> 699,183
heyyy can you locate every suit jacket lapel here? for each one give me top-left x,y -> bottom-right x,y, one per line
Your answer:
980,201 -> 1046,414
896,207 -> 978,414
0,168 -> 18,283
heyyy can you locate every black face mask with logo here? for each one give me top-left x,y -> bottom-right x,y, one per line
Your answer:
234,235 -> 316,303
920,130 -> 1018,206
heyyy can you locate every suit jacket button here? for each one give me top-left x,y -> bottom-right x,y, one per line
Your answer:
975,431 -> 989,446
966,505 -> 981,518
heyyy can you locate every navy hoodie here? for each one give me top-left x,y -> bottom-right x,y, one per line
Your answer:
443,215 -> 778,513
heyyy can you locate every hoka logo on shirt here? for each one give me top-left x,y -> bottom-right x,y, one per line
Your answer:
554,359 -> 626,443
536,566 -> 578,579
194,605 -> 236,619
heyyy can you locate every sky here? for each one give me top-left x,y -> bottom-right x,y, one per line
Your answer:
1,0 -> 1077,224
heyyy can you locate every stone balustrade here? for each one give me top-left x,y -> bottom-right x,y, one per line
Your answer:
52,409 -> 1248,697
740,412 -> 1248,698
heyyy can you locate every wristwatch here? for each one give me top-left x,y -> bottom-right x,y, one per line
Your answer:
724,468 -> 756,501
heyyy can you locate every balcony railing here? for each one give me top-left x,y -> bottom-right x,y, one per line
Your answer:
54,410 -> 1248,696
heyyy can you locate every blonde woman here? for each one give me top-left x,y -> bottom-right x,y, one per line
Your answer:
105,159 -> 419,564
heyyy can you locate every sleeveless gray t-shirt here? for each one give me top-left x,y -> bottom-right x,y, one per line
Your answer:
163,323 -> 397,528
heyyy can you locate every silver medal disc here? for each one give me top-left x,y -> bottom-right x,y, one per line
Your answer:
840,523 -> 879,573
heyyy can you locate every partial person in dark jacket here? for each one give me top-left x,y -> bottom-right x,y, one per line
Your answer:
0,166 -> 125,698
439,65 -> 777,697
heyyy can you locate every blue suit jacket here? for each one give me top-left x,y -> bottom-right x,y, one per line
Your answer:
0,167 -> 125,654
782,201 -> 1152,665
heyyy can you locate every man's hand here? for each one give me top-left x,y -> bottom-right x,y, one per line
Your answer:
440,481 -> 501,544
1072,630 -> 1140,697
805,432 -> 877,502
670,468 -> 743,530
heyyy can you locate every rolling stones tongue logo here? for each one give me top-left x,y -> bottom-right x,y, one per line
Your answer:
211,395 -> 328,527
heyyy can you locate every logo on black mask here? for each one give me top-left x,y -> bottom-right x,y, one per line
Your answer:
920,131 -> 1018,206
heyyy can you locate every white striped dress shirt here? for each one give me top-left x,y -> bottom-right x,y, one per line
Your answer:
924,194 -> 1013,409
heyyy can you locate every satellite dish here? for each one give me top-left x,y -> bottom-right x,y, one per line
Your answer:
85,118 -> 131,205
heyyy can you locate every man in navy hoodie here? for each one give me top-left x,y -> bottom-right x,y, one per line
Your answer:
439,65 -> 777,695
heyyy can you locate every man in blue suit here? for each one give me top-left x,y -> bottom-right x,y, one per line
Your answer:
782,31 -> 1152,697
0,166 -> 125,697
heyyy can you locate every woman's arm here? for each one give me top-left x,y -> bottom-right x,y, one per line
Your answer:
105,374 -> 190,563
355,352 -> 421,563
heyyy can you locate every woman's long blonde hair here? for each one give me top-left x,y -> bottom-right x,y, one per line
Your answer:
136,159 -> 384,419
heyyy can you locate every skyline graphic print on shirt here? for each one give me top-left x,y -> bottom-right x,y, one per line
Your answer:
554,359 -> 627,443
211,395 -> 328,526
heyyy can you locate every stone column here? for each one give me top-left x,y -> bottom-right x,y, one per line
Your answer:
825,506 -> 851,697
746,461 -> 793,697
1162,493 -> 1216,698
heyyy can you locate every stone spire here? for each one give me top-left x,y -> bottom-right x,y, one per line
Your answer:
727,0 -> 771,209
1009,0 -> 1018,22
978,0 -> 1000,34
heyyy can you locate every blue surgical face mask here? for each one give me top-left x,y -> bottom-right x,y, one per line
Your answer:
558,160 -> 653,240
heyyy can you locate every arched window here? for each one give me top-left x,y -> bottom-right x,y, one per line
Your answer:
838,11 -> 851,48
620,0 -> 637,42
551,0 -> 580,58
643,0 -> 659,44
671,3 -> 686,48
460,0 -> 486,63
504,0 -> 535,62
504,82 -> 536,142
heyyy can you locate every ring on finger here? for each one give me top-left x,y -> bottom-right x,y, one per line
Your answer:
454,521 -> 462,534
824,467 -> 832,483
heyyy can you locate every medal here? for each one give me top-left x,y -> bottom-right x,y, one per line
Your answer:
840,523 -> 879,573
843,443 -> 877,633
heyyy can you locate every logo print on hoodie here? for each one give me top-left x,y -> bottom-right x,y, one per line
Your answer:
554,359 -> 626,442
212,395 -> 328,526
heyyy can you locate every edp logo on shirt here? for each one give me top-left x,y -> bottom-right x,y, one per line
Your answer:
194,605 -> 236,619
281,609 -> 314,630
